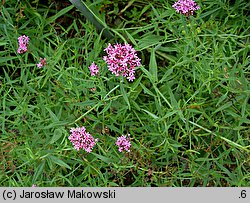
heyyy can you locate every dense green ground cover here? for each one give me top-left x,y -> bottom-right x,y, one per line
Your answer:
0,0 -> 249,186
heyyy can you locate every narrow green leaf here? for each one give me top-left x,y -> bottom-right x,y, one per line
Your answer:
158,46 -> 178,52
140,83 -> 155,97
91,153 -> 114,164
69,0 -> 113,39
1,7 -> 13,25
214,102 -> 232,113
188,120 -> 249,152
0,41 -> 8,46
159,67 -> 173,83
149,48 -> 158,83
140,66 -> 153,82
131,75 -> 143,90
72,100 -> 98,107
156,50 -> 177,62
124,30 -> 138,46
103,85 -> 120,100
166,85 -> 185,120
216,162 -> 236,180
166,85 -> 178,109
100,101 -> 112,114
241,96 -> 248,118
159,110 -> 178,121
138,35 -> 164,50
45,5 -> 74,25
45,107 -> 59,122
49,155 -> 71,170
141,109 -> 159,119
199,7 -> 221,19
49,128 -> 63,144
120,83 -> 130,110
43,121 -> 69,129
32,160 -> 45,183
131,100 -> 141,110
153,84 -> 172,109
0,56 -> 18,64
216,92 -> 228,106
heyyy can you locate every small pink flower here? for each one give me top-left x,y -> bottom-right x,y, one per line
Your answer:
88,62 -> 99,76
37,58 -> 46,68
172,0 -> 200,16
103,43 -> 141,81
68,127 -> 98,153
116,134 -> 131,152
32,184 -> 36,187
17,35 -> 29,54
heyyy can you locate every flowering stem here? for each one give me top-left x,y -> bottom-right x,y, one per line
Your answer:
69,102 -> 100,125
78,152 -> 87,162
69,85 -> 121,126
181,15 -> 188,33
103,84 -> 120,100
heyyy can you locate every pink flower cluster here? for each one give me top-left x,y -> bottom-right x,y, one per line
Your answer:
68,127 -> 98,153
172,0 -> 200,16
115,134 -> 131,152
103,43 -> 141,81
88,62 -> 99,76
37,58 -> 47,68
17,35 -> 29,54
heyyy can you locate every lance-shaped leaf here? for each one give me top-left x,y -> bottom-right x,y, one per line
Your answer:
69,0 -> 114,39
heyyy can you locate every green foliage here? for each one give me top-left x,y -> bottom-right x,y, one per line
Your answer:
0,0 -> 249,187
